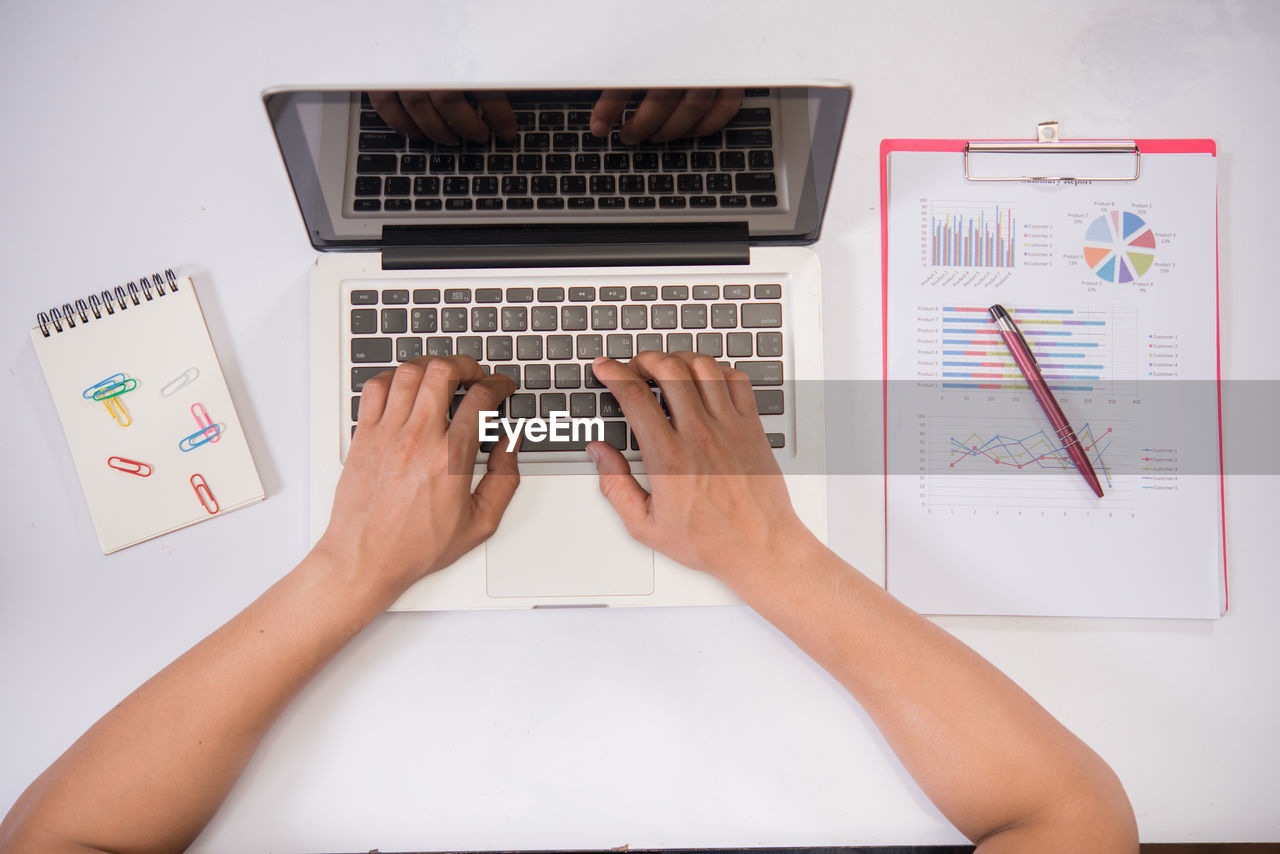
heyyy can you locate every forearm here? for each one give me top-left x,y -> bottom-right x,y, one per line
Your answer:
0,548 -> 395,854
729,529 -> 1136,850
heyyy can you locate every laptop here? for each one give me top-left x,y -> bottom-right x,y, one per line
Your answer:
263,82 -> 851,610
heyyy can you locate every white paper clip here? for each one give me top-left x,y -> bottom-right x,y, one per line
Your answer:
161,367 -> 200,397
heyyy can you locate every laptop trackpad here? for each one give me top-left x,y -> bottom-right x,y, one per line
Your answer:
485,475 -> 654,599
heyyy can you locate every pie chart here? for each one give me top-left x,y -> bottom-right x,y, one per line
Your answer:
1083,211 -> 1157,283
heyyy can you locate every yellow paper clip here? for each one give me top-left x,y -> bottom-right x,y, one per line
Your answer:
103,397 -> 131,427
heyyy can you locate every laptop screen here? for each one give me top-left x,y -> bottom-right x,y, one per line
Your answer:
264,84 -> 850,251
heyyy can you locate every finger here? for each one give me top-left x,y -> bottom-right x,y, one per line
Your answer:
408,356 -> 485,428
667,350 -> 734,416
591,356 -> 673,450
397,91 -> 459,145
621,89 -> 682,145
381,358 -> 433,426
590,89 -> 633,137
586,441 -> 654,542
354,368 -> 395,432
429,90 -> 491,143
368,92 -> 425,140
688,88 -> 745,138
648,88 -> 716,142
470,433 -> 522,539
448,371 -> 518,463
722,364 -> 758,417
475,91 -> 517,140
626,350 -> 705,428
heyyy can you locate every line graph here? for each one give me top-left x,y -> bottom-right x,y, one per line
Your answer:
946,422 -> 1116,488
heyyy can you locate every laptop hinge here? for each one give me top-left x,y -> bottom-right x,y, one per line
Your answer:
380,223 -> 749,270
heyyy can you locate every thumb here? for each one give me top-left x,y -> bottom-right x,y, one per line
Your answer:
587,441 -> 653,540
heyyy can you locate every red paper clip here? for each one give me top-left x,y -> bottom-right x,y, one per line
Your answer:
107,456 -> 152,477
191,402 -> 220,443
191,473 -> 219,514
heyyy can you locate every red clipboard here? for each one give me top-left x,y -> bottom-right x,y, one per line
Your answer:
878,131 -> 1226,612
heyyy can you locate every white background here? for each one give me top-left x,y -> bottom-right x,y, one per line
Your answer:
2,0 -> 1277,848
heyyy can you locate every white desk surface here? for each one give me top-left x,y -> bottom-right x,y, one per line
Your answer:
2,0 -> 1277,847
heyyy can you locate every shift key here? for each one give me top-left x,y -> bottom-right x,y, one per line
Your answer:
734,360 -> 783,386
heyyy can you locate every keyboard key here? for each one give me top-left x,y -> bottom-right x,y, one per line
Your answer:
554,364 -> 581,389
726,331 -> 753,357
353,199 -> 381,212
385,177 -> 411,196
486,336 -> 513,361
560,175 -> 586,194
607,333 -> 633,359
351,366 -> 391,391
430,154 -> 456,173
706,174 -> 732,192
411,308 -> 437,333
630,285 -> 658,301
729,107 -> 773,126
749,150 -> 774,169
539,111 -> 565,130
382,289 -> 409,304
697,131 -> 723,148
735,172 -> 776,193
471,307 -> 498,332
590,175 -> 616,194
562,306 -> 588,330
677,174 -> 704,193
396,337 -> 423,361
501,306 -> 527,331
681,304 -> 707,328
384,198 -> 411,212
502,176 -> 529,195
693,285 -> 719,300
359,132 -> 405,151
493,364 -> 521,387
531,176 -> 557,195
591,305 -> 618,330
441,307 -> 468,332
477,198 -> 503,211
546,154 -> 572,172
570,392 -> 597,418
459,154 -> 484,173
516,154 -> 543,174
636,333 -> 664,353
352,395 -> 361,421
598,197 -> 625,209
604,153 -> 629,172
426,336 -> 453,356
509,393 -> 536,418
651,304 -> 678,329
584,364 -> 605,388
350,309 -> 377,334
354,176 -> 382,196
571,289 -> 596,307
581,132 -> 608,150
444,177 -> 470,196
576,153 -> 601,171
741,303 -> 782,328
412,289 -> 441,305
659,197 -> 687,209
724,284 -> 751,299
444,288 -> 472,303
648,174 -> 674,194
352,337 -> 393,362
415,199 -> 443,211
537,198 -> 565,210
568,197 -> 595,210
381,308 -> 408,333
633,152 -> 659,171
666,333 -> 693,352
755,390 -> 785,415
691,151 -> 717,170
619,175 -> 644,194
750,195 -> 778,208
719,194 -> 747,208
696,333 -> 723,357
726,128 -> 773,148
414,177 -> 441,195
690,196 -> 717,208
754,283 -> 782,299
546,335 -> 573,359
516,335 -> 542,360
524,132 -> 550,151
524,364 -> 551,389
766,432 -> 785,448
719,151 -> 747,170
473,176 -> 499,195
600,392 -> 623,417
711,303 -> 737,328
734,360 -> 783,385
506,197 -> 534,210
537,287 -> 565,302
622,304 -> 648,329
661,285 -> 689,300
350,289 -> 378,305
357,154 -> 397,173
457,336 -> 483,360
505,287 -> 534,303
474,288 -> 502,303
531,305 -> 558,330
756,331 -> 783,357
599,286 -> 626,301
662,152 -> 688,170
576,334 -> 603,359
488,154 -> 514,172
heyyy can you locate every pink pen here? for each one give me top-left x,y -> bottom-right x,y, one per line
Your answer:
988,304 -> 1104,498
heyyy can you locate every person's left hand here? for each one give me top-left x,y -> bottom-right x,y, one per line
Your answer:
314,355 -> 520,597
590,88 -> 745,144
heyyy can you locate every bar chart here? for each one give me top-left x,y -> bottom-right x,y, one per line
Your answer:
929,203 -> 1016,268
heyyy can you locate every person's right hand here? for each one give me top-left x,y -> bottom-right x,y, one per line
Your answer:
369,90 -> 518,145
586,351 -> 812,588
590,88 -> 744,144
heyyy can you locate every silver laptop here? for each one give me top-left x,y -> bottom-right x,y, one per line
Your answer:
264,82 -> 851,610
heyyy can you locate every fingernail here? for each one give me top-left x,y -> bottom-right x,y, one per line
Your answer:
586,445 -> 601,464
593,356 -> 610,367
590,119 -> 608,136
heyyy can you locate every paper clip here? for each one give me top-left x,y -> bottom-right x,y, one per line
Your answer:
178,423 -> 221,452
83,373 -> 126,400
107,456 -> 152,477
104,397 -> 131,427
190,402 -> 220,443
191,474 -> 219,514
91,377 -> 139,401
161,367 -> 199,397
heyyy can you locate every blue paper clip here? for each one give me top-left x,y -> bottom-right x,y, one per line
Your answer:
178,423 -> 221,452
91,377 -> 139,401
84,373 -> 126,400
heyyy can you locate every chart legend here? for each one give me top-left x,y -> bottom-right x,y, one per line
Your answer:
1083,210 -> 1157,283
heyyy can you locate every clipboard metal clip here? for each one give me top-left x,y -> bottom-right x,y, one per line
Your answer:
964,121 -> 1140,182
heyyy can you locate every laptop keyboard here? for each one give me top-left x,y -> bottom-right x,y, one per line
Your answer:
350,91 -> 781,214
347,282 -> 787,458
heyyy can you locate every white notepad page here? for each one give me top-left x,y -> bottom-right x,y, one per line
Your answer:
884,150 -> 1224,618
30,277 -> 264,553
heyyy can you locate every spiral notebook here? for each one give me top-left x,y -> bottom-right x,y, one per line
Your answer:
29,270 -> 264,553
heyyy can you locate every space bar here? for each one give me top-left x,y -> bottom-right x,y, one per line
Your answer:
520,420 -> 627,451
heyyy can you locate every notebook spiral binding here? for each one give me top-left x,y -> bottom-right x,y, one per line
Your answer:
36,269 -> 179,337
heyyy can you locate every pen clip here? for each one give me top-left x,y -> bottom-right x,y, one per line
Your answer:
989,304 -> 1038,367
